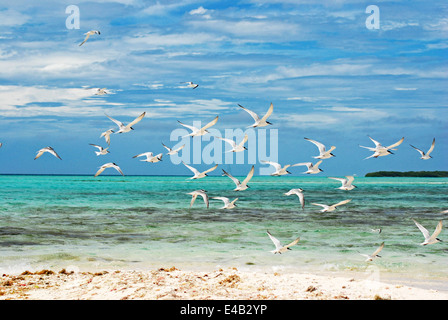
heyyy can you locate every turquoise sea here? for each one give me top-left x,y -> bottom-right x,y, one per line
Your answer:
1,175 -> 447,290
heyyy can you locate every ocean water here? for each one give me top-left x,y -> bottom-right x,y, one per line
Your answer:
1,174 -> 447,289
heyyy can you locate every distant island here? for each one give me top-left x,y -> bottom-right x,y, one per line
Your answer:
365,171 -> 448,177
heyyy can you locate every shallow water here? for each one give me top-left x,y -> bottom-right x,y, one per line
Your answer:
0,175 -> 447,290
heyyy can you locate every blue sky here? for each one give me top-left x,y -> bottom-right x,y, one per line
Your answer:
0,0 -> 447,176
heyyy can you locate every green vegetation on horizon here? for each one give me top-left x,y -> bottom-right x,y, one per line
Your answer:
365,171 -> 448,177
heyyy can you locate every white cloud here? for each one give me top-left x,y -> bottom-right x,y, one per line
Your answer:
189,6 -> 208,15
0,9 -> 30,26
394,87 -> 418,91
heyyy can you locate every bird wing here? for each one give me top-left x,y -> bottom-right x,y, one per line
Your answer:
199,192 -> 209,208
297,192 -> 305,209
427,138 -> 436,155
177,120 -> 198,133
112,164 -> 124,176
413,219 -> 430,240
429,220 -> 443,241
371,242 -> 384,256
267,231 -> 283,250
329,177 -> 346,184
242,165 -> 255,185
291,162 -> 312,168
126,112 -> 146,128
47,147 -> 62,160
313,160 -> 322,168
239,134 -> 249,147
203,164 -> 218,174
410,144 -> 424,156
333,199 -> 351,207
238,104 -> 260,122
260,102 -> 274,122
368,136 -> 383,148
182,161 -> 200,176
201,116 -> 219,131
345,176 -> 355,184
161,143 -> 172,152
304,137 -> 326,153
217,137 -> 237,148
284,237 -> 300,249
261,160 -> 281,171
190,193 -> 198,207
105,113 -> 124,129
174,144 -> 185,152
89,144 -> 102,151
222,169 -> 241,187
311,203 -> 328,209
212,197 -> 230,205
34,149 -> 45,160
79,33 -> 91,46
94,166 -> 106,177
387,137 -> 404,150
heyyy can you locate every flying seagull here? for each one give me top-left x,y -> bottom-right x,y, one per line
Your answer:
182,161 -> 218,179
260,160 -> 291,176
284,188 -> 305,210
34,147 -> 62,160
360,136 -> 404,159
95,88 -> 108,95
311,199 -> 352,212
187,189 -> 209,208
79,30 -> 100,46
162,143 -> 185,155
292,160 -> 323,174
100,129 -> 114,145
211,197 -> 238,209
94,162 -> 124,177
216,134 -> 248,153
182,81 -> 199,89
89,144 -> 110,156
238,103 -> 273,128
178,116 -> 218,137
222,166 -> 254,191
105,112 -> 146,134
304,138 -> 336,159
410,138 -> 435,160
133,152 -> 163,163
412,219 -> 443,245
360,242 -> 384,262
328,176 -> 356,190
267,230 -> 300,254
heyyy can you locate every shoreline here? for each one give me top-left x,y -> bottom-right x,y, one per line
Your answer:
1,266 -> 447,300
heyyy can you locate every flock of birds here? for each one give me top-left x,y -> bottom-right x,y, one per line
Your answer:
3,29 -> 444,261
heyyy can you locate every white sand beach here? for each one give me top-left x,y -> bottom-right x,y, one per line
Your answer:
1,267 -> 447,300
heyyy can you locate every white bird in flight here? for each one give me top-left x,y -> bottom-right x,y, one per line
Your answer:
311,199 -> 352,212
89,144 -> 110,156
284,188 -> 305,210
79,30 -> 100,46
360,242 -> 384,262
95,88 -> 108,95
162,143 -> 185,155
178,116 -> 218,137
238,103 -> 273,128
94,162 -> 124,177
105,112 -> 146,134
212,196 -> 238,209
410,138 -> 435,160
328,176 -> 356,190
267,230 -> 300,254
304,137 -> 336,159
360,136 -> 404,159
412,219 -> 443,245
187,189 -> 209,208
222,166 -> 254,191
182,161 -> 218,179
34,147 -> 62,160
182,81 -> 199,89
100,129 -> 114,145
292,160 -> 323,174
261,160 -> 291,176
216,134 -> 248,153
133,152 -> 163,163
